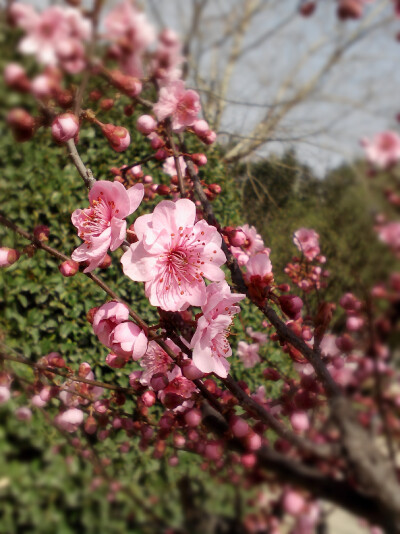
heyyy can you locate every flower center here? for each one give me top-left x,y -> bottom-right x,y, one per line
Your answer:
79,196 -> 113,242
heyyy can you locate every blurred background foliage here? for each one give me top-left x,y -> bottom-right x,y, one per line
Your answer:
0,18 -> 397,534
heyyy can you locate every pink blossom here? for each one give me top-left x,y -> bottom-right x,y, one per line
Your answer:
162,156 -> 187,177
151,33 -> 184,82
0,248 -> 19,268
105,1 -> 155,77
190,314 -> 232,378
282,489 -> 306,516
290,411 -> 310,432
56,408 -> 84,433
246,327 -> 268,345
362,131 -> 400,169
71,180 -> 144,272
14,5 -> 91,73
140,339 -> 181,386
244,252 -> 273,283
137,115 -> 157,135
153,80 -> 201,132
9,3 -> 38,31
237,342 -> 261,368
201,280 -> 245,320
231,224 -> 265,265
377,222 -> 400,254
109,321 -> 148,360
121,199 -> 226,311
93,301 -> 130,347
51,113 -> 79,143
293,228 -> 320,261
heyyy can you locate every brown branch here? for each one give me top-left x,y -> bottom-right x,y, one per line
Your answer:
0,350 -> 137,395
66,139 -> 96,190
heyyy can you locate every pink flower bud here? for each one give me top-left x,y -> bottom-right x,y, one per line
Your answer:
245,431 -> 262,451
229,229 -> 246,247
181,359 -> 204,380
0,247 -> 20,267
150,373 -> 169,391
193,119 -> 209,136
143,175 -> 153,184
241,453 -> 257,469
106,352 -> 128,368
154,148 -> 168,160
56,408 -> 84,432
7,108 -> 35,142
337,0 -> 363,20
149,133 -> 164,149
191,153 -> 207,166
99,254 -> 112,269
141,390 -> 156,407
169,455 -> 179,466
173,434 -> 186,448
110,321 -> 148,360
32,394 -> 46,408
31,74 -> 54,99
208,183 -> 222,195
203,130 -> 217,145
100,98 -> 114,111
58,260 -> 79,277
184,408 -> 202,427
282,489 -> 306,516
52,113 -> 79,143
290,411 -> 310,432
4,63 -> 30,91
204,441 -> 223,461
299,2 -> 316,17
101,124 -> 131,152
85,415 -> 97,434
278,295 -> 303,320
346,316 -> 364,332
137,115 -> 157,135
230,415 -> 250,438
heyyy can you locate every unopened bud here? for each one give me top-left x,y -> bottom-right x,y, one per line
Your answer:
137,115 -> 157,135
7,108 -> 35,142
191,153 -> 207,166
51,113 -> 79,143
100,98 -> 114,111
59,260 -> 79,277
0,247 -> 20,267
278,295 -> 303,320
101,124 -> 130,152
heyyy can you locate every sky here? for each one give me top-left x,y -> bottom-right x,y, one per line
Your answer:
15,0 -> 400,176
